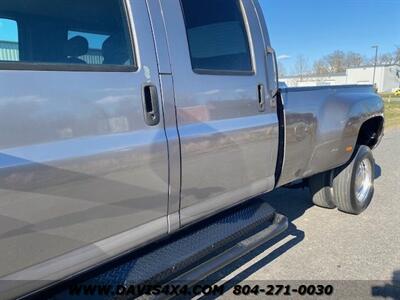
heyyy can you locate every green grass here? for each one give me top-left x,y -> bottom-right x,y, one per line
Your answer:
383,98 -> 400,128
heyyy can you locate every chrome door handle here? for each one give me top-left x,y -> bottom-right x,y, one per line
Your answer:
142,84 -> 160,126
258,84 -> 266,112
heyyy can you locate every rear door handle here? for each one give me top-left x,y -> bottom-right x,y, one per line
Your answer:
142,84 -> 160,126
258,84 -> 266,112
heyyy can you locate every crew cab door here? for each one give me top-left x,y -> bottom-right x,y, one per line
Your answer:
161,0 -> 279,225
0,0 -> 168,277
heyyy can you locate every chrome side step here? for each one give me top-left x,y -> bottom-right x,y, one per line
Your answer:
157,213 -> 287,299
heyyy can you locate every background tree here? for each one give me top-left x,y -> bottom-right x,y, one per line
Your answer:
378,53 -> 395,65
312,51 -> 366,74
294,55 -> 310,80
395,46 -> 400,64
290,47 -> 398,77
325,50 -> 347,73
313,59 -> 329,75
345,52 -> 365,68
278,61 -> 287,78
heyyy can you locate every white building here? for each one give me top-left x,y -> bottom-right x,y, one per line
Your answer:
281,64 -> 400,93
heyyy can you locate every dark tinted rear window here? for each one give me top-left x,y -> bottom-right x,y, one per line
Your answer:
0,0 -> 134,68
181,0 -> 252,73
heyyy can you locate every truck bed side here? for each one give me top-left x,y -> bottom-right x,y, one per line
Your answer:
277,85 -> 384,187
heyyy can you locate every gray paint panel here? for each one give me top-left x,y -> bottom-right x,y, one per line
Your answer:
278,85 -> 384,186
0,0 -> 169,279
160,0 -> 279,226
0,217 -> 168,300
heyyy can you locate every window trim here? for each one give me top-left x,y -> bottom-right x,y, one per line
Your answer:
179,0 -> 255,76
0,0 -> 138,72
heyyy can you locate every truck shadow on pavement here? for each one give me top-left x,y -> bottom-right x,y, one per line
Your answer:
201,162 -> 383,300
375,163 -> 382,179
199,187 -> 311,299
371,270 -> 400,299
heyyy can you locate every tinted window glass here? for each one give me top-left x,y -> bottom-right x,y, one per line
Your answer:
181,0 -> 252,72
0,19 -> 19,61
0,0 -> 134,67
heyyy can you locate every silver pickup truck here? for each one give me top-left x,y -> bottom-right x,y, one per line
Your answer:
0,0 -> 384,298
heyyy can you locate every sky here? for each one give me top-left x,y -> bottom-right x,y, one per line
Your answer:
260,0 -> 400,74
0,19 -> 18,42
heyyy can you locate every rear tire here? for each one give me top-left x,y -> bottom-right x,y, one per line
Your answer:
309,171 -> 336,209
332,146 -> 375,215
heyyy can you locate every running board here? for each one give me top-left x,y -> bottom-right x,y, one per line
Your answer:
35,200 -> 288,299
168,213 -> 286,283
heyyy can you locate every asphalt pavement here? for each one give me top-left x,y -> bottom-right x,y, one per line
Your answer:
206,129 -> 400,299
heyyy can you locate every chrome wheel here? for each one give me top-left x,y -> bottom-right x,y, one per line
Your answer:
354,158 -> 373,204
333,145 -> 375,215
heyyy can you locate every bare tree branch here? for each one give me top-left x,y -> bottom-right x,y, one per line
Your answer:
294,55 -> 310,79
278,61 -> 286,78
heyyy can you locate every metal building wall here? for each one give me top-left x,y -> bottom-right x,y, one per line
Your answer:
0,41 -> 19,61
0,41 -> 103,64
281,65 -> 400,93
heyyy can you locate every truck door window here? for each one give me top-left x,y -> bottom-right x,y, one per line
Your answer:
180,0 -> 253,74
0,0 -> 135,71
0,18 -> 19,62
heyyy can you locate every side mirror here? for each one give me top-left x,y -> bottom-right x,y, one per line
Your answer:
266,47 -> 279,98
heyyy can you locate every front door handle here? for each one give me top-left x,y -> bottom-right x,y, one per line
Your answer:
142,84 -> 160,126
